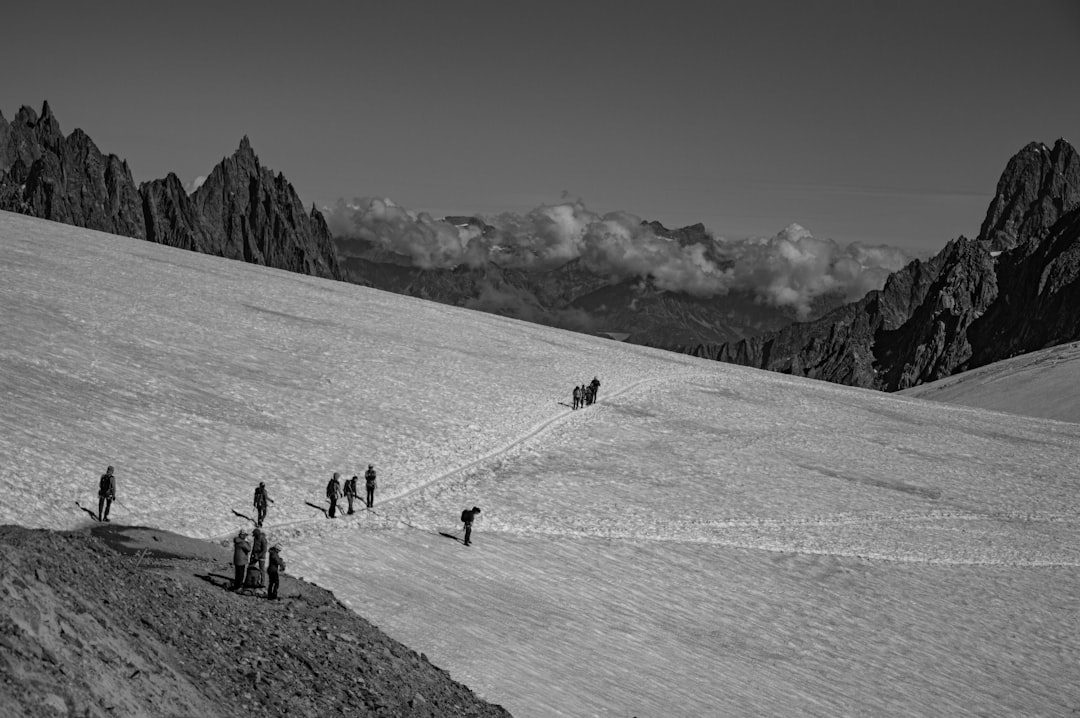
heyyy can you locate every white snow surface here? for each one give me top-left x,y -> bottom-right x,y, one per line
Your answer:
2,211 -> 1078,717
901,340 -> 1080,423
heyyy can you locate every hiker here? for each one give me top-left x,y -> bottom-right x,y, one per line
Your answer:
572,385 -> 581,410
580,383 -> 589,407
326,472 -> 342,518
250,527 -> 268,576
590,376 -> 601,403
267,545 -> 286,600
460,506 -> 481,546
365,465 -> 377,508
253,481 -> 273,527
344,475 -> 358,515
97,465 -> 116,522
232,529 -> 251,590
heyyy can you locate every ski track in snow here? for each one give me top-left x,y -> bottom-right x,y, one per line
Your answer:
3,213 -> 1080,718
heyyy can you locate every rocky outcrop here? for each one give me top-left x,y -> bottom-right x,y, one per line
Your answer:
691,139 -> 1080,391
978,139 -> 1080,251
188,137 -> 341,279
0,102 -> 342,282
0,103 -> 146,238
0,525 -> 511,718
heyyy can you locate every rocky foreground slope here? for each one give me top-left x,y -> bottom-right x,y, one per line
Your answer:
0,525 -> 510,718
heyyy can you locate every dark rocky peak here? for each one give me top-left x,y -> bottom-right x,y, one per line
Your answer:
644,220 -> 710,247
978,138 -> 1080,251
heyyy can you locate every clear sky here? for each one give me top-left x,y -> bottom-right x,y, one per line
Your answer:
2,0 -> 1078,254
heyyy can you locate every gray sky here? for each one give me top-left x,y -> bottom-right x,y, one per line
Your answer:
2,0 -> 1078,253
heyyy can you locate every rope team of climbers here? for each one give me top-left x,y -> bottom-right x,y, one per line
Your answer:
86,376 -> 602,598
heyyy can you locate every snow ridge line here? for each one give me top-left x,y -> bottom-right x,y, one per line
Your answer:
206,373 -> 695,543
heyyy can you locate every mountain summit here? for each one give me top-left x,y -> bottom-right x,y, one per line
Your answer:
0,102 -> 342,281
690,138 -> 1080,391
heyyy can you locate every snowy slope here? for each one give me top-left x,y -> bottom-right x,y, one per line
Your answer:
2,210 -> 1078,717
900,340 -> 1080,423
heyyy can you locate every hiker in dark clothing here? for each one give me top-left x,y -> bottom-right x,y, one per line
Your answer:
590,376 -> 601,403
232,530 -> 251,590
461,506 -> 481,546
97,466 -> 116,522
572,385 -> 581,410
267,545 -> 285,600
365,465 -> 377,508
253,481 -> 273,527
580,383 -> 589,406
344,475 -> 358,515
250,527 -> 268,576
326,473 -> 342,518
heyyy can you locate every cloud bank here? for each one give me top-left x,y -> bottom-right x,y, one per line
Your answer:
325,197 -> 912,318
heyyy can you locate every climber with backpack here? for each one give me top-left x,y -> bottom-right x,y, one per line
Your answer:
460,506 -> 481,546
97,465 -> 116,522
253,481 -> 273,527
267,545 -> 286,600
364,465 -> 377,509
326,472 -> 342,518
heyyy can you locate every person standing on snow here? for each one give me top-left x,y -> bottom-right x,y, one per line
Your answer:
460,506 -> 481,546
590,376 -> 601,403
326,472 -> 343,518
572,385 -> 581,410
267,545 -> 285,600
343,475 -> 358,515
364,465 -> 377,509
97,465 -> 116,522
232,529 -> 251,590
253,481 -> 273,527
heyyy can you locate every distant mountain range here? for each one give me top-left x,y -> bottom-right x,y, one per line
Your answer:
689,139 -> 1080,391
4,101 -> 1078,394
335,219 -> 847,347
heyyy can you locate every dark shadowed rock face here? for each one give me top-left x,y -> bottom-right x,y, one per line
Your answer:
0,102 -> 342,282
189,137 -> 342,280
0,104 -> 146,238
692,139 -> 1080,392
979,139 -> 1080,251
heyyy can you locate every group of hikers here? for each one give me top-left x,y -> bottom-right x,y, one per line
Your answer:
231,526 -> 286,599
92,377 -> 605,598
323,465 -> 377,518
572,377 -> 601,410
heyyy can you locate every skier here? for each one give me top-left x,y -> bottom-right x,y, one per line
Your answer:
572,385 -> 581,410
344,475 -> 358,515
97,465 -> 116,522
364,464 -> 377,509
590,376 -> 601,403
253,481 -> 273,527
326,472 -> 342,518
267,545 -> 285,600
232,529 -> 251,590
460,506 -> 481,546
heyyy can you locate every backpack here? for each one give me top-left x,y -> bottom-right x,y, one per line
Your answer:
461,509 -> 471,523
100,474 -> 109,493
365,469 -> 376,486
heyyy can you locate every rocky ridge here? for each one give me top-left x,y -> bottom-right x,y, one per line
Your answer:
0,102 -> 341,281
0,524 -> 511,718
688,138 -> 1080,391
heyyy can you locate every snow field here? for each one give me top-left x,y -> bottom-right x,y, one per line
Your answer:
2,211 -> 1079,717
